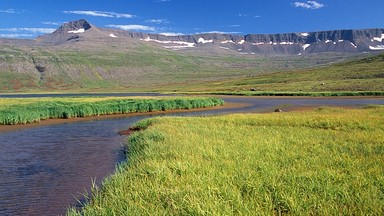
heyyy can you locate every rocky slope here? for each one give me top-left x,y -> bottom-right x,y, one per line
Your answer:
135,28 -> 384,54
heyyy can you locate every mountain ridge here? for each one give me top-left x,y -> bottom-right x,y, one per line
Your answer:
2,19 -> 384,55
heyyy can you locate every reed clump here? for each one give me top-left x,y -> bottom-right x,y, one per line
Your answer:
0,97 -> 224,125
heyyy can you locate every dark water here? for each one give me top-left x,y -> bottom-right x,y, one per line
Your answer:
0,95 -> 383,215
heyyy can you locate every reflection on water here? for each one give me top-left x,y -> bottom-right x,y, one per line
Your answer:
0,96 -> 383,215
0,119 -> 131,215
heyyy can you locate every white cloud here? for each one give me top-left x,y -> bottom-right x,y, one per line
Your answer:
63,10 -> 134,18
237,13 -> 249,17
0,33 -> 33,38
0,28 -> 56,34
238,14 -> 261,18
294,1 -> 325,9
199,31 -> 241,35
159,32 -> 184,36
107,24 -> 156,31
0,9 -> 16,14
42,21 -> 62,26
146,19 -> 169,24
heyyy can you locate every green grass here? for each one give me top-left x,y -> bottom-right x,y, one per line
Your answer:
0,97 -> 224,125
0,44 -> 360,93
153,53 -> 384,94
192,91 -> 384,97
68,106 -> 384,215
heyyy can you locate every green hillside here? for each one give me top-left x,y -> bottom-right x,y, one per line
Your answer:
153,53 -> 384,94
0,42 -> 359,93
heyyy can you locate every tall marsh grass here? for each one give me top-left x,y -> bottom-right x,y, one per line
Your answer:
0,97 -> 224,125
68,106 -> 384,215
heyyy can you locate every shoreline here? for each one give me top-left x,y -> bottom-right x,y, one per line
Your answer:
0,102 -> 244,133
1,95 -> 383,133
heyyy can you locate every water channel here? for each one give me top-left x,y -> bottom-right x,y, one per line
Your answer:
0,94 -> 383,215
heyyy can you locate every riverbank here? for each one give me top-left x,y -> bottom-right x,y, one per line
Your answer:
184,91 -> 384,97
0,96 -> 224,126
69,105 -> 384,215
0,101 -> 244,133
2,95 -> 383,132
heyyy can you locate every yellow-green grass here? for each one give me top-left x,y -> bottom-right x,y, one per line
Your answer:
148,53 -> 384,94
0,97 -> 224,125
68,106 -> 384,215
0,96 -> 174,108
194,91 -> 384,97
1,44 -> 352,93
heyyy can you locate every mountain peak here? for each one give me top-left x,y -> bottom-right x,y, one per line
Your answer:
53,19 -> 92,35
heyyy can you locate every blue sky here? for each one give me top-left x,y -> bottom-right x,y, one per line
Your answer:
1,0 -> 383,38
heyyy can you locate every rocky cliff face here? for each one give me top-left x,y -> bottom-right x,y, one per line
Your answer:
3,19 -> 384,55
102,26 -> 384,55
52,19 -> 92,35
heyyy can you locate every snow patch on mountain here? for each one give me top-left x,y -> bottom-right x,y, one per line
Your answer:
280,42 -> 294,45
301,33 -> 309,37
373,34 -> 384,42
198,38 -> 213,44
369,45 -> 384,50
109,34 -> 117,38
221,40 -> 235,44
68,28 -> 85,34
142,36 -> 195,47
302,44 -> 311,50
163,45 -> 195,50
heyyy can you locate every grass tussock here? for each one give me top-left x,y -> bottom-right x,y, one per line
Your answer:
69,106 -> 384,215
0,97 -> 224,125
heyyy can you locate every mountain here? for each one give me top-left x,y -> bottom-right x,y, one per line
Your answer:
123,28 -> 384,55
2,19 -> 383,55
0,19 -> 383,92
31,19 -> 384,55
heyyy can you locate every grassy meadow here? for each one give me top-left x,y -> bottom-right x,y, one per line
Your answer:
151,53 -> 384,94
0,96 -> 224,125
69,105 -> 384,215
0,44 -> 359,92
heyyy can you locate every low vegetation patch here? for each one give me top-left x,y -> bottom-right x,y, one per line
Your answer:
0,97 -> 224,125
200,91 -> 384,97
69,106 -> 384,215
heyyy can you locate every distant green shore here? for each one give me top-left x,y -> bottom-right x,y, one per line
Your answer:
181,91 -> 384,97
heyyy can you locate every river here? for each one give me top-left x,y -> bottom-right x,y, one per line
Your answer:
0,94 -> 383,215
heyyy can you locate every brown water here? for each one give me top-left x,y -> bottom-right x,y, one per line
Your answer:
0,95 -> 383,215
